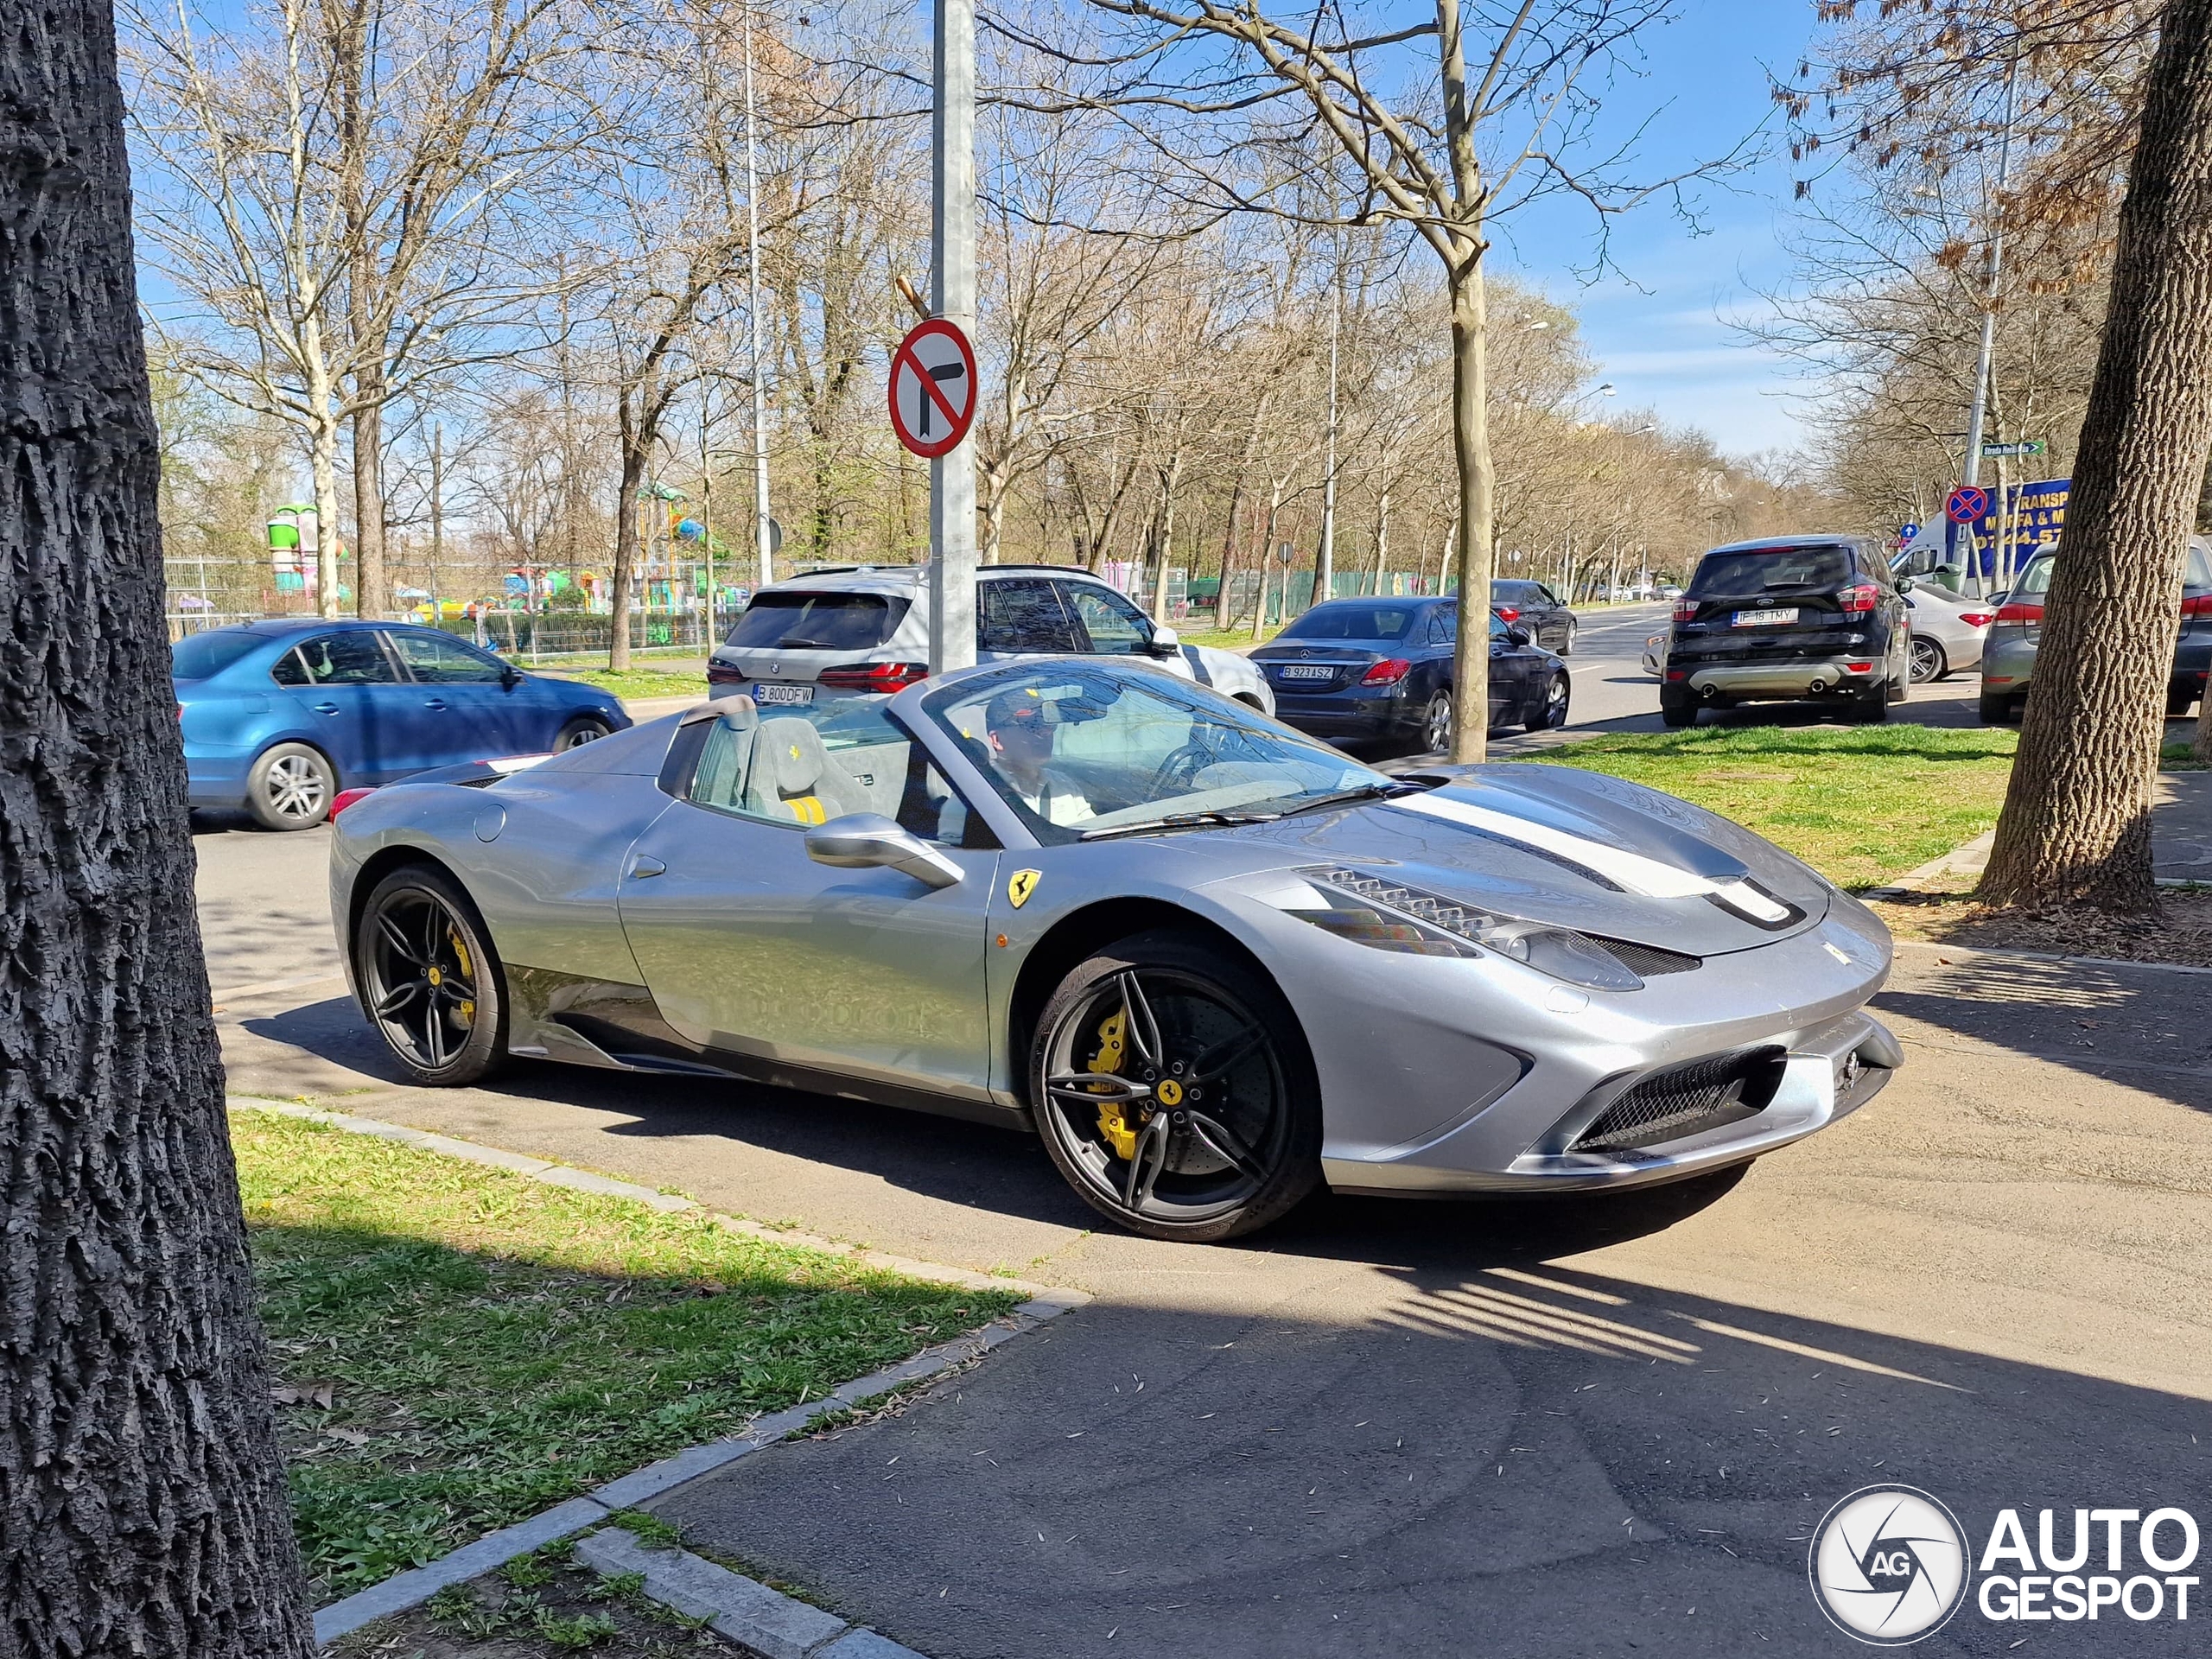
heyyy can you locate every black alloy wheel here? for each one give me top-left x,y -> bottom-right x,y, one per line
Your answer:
1422,690 -> 1453,754
1908,636 -> 1946,683
1525,671 -> 1569,733
1031,932 -> 1319,1242
355,866 -> 509,1086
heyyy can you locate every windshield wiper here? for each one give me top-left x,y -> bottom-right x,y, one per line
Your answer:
1079,809 -> 1281,842
1274,781 -> 1424,818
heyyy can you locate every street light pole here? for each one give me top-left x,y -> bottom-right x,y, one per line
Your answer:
1959,56 -> 2019,591
1316,276 -> 1341,612
742,2 -> 772,594
926,0 -> 977,674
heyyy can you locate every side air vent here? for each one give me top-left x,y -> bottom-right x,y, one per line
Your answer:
1570,1045 -> 1788,1154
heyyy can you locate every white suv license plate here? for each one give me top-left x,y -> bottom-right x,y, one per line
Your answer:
1278,664 -> 1334,680
754,682 -> 815,705
1732,607 -> 1800,627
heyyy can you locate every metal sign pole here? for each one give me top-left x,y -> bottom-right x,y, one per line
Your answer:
927,0 -> 976,674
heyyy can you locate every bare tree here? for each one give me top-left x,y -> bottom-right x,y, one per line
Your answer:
2,2 -> 314,1653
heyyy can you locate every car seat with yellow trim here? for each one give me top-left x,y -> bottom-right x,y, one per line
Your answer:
744,716 -> 871,825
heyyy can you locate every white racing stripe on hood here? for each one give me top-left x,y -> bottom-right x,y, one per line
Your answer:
1385,791 -> 1734,903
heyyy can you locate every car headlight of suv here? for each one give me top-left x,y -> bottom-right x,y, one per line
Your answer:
1278,866 -> 1684,993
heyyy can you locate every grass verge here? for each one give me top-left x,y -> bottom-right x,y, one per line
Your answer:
534,665 -> 707,702
1508,723 -> 2021,890
235,1110 -> 1018,1605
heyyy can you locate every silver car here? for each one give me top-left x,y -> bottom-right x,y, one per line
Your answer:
706,563 -> 1273,715
328,658 -> 1899,1242
1902,588 -> 1995,683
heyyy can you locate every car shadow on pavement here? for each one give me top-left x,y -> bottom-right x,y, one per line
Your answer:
652,1258 -> 2212,1659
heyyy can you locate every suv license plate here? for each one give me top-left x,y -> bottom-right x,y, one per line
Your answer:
1732,607 -> 1800,627
1278,664 -> 1333,680
755,683 -> 814,705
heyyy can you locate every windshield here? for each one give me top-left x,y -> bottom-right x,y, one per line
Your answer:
1688,547 -> 1852,600
171,629 -> 263,681
918,663 -> 1395,846
1276,602 -> 1420,642
725,591 -> 908,652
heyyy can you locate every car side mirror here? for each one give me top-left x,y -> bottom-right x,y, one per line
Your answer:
501,665 -> 523,689
1505,625 -> 1533,647
805,813 -> 963,890
1147,624 -> 1181,657
1896,575 -> 1915,594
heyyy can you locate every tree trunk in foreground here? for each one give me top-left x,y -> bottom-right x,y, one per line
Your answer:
1981,0 -> 2212,911
0,5 -> 315,1655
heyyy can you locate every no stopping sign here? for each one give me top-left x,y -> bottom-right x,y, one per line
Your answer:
888,318 -> 978,459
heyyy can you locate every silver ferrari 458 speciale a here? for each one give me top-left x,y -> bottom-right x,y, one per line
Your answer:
329,657 -> 1900,1241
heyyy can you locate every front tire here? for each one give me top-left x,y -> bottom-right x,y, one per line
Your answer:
353,865 -> 510,1086
555,715 -> 614,750
1029,931 -> 1320,1242
247,742 -> 336,830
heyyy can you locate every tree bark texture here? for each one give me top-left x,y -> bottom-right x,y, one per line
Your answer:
1981,0 -> 2212,910
0,3 -> 315,1655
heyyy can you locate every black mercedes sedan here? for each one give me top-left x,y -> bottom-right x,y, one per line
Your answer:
1252,595 -> 1571,752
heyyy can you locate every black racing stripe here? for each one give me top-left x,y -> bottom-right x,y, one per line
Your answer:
1181,644 -> 1215,687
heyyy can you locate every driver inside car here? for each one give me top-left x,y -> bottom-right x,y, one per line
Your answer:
983,687 -> 1096,827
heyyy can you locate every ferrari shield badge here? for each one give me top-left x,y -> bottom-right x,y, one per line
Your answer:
1007,868 -> 1041,908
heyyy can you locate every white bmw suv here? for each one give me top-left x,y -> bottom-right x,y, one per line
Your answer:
706,563 -> 1274,715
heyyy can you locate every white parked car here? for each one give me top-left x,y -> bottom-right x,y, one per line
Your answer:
1903,586 -> 1997,683
707,564 -> 1274,714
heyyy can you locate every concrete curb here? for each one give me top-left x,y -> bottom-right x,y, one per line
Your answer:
575,1526 -> 925,1659
1860,829 -> 1997,899
242,1100 -> 1088,1647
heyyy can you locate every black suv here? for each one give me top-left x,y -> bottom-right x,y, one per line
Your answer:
1662,537 -> 1911,728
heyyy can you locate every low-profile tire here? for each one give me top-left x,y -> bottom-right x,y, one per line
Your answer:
246,741 -> 336,830
555,714 -> 614,751
1977,690 -> 2018,725
353,864 -> 510,1087
1659,690 -> 1698,729
1028,931 -> 1321,1243
1525,671 -> 1569,733
1421,690 -> 1453,754
1909,637 -> 1945,683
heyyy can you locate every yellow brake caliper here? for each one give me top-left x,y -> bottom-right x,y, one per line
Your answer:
1088,1007 -> 1138,1160
449,931 -> 476,1030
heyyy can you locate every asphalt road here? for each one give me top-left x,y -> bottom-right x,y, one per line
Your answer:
199,798 -> 2212,1656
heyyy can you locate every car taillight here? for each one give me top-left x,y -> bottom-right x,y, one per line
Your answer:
706,662 -> 747,684
1494,606 -> 1520,623
1359,658 -> 1412,686
817,661 -> 928,692
1838,582 -> 1881,614
329,787 -> 375,819
1994,602 -> 2044,625
1673,600 -> 1698,622
1956,611 -> 1996,628
2182,594 -> 2212,619
175,703 -> 185,721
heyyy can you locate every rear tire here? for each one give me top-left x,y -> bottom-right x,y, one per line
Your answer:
247,742 -> 336,830
353,865 -> 510,1087
1557,620 -> 1576,657
2166,683 -> 2197,719
1421,690 -> 1453,754
1850,685 -> 1891,723
1908,636 -> 1946,683
1659,690 -> 1698,729
1029,931 -> 1321,1243
1978,690 -> 2018,725
1525,671 -> 1569,733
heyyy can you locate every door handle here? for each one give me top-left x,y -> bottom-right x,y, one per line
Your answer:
627,855 -> 667,879
312,702 -> 340,715
423,698 -> 448,711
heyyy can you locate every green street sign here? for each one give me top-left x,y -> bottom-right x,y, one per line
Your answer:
1980,440 -> 2047,459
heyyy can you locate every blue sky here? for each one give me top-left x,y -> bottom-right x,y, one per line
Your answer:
1486,2 -> 1821,461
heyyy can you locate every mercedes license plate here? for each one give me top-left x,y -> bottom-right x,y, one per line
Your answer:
754,682 -> 815,705
1278,664 -> 1334,680
1732,607 -> 1800,627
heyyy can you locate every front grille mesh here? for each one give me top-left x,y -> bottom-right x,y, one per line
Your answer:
1572,1045 -> 1787,1154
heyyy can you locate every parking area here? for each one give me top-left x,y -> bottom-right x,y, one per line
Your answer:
201,755 -> 2212,1655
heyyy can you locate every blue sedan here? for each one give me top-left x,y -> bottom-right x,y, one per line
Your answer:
1251,596 -> 1570,752
174,620 -> 632,829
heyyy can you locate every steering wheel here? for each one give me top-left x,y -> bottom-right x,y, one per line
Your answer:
1147,734 -> 1222,797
